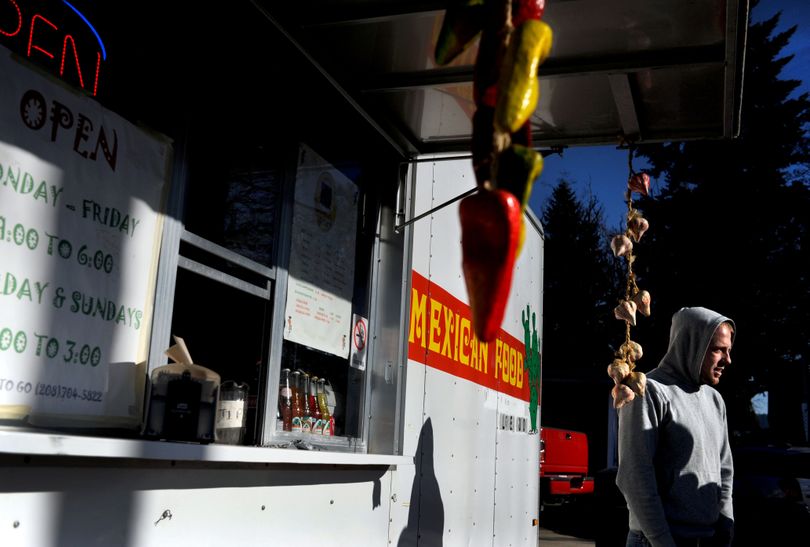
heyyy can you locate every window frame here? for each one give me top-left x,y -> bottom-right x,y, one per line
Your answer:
146,141 -> 407,454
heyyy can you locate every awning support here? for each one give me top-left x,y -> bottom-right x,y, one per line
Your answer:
394,187 -> 477,233
394,145 -> 563,232
609,74 -> 641,140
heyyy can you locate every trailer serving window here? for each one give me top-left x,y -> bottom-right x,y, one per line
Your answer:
0,0 -> 407,458
162,136 -> 403,452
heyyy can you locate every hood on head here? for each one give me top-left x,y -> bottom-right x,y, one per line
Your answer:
657,306 -> 735,386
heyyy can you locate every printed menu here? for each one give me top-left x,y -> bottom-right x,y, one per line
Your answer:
0,46 -> 169,424
283,144 -> 357,359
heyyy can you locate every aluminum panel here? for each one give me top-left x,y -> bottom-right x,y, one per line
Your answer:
547,0 -> 726,60
401,162 -> 430,458
420,158 -> 473,298
410,160 -> 438,278
368,188 -> 409,455
381,73 -> 622,146
387,464 -> 419,545
532,74 -> 621,142
504,213 -> 545,360
301,11 -> 441,74
493,393 -> 541,546
633,65 -> 724,136
402,157 -> 543,545
0,460 -> 394,547
401,361 -> 427,458
493,215 -> 544,547
260,0 -> 746,150
290,0 -> 727,75
380,86 -> 475,143
423,369 -> 498,546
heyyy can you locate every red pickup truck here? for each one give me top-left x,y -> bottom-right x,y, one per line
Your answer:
540,426 -> 595,505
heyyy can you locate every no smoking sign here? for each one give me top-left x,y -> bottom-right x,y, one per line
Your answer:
349,314 -> 368,370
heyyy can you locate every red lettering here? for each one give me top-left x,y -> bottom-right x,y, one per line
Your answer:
60,34 -> 85,90
28,14 -> 57,60
0,0 -> 22,37
408,271 -> 530,402
91,51 -> 101,96
3,3 -> 104,96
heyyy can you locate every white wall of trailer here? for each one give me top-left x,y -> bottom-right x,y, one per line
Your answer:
389,156 -> 544,546
0,156 -> 542,547
0,446 -> 399,547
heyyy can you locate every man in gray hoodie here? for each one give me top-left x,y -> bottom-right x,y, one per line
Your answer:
617,307 -> 735,547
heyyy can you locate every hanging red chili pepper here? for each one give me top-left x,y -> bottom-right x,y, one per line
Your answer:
444,0 -> 552,341
460,188 -> 523,341
513,0 -> 546,26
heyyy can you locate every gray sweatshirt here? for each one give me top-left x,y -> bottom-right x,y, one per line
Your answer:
616,307 -> 735,547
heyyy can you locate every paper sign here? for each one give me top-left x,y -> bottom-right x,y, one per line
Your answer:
0,46 -> 168,422
283,144 -> 357,358
349,314 -> 368,371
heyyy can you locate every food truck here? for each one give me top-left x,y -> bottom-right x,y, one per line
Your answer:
0,1 -> 746,545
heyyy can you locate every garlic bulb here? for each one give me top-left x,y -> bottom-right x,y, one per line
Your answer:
612,384 -> 636,409
610,234 -> 633,257
607,358 -> 631,385
614,300 -> 638,326
621,341 -> 643,362
628,172 -> 650,196
627,213 -> 650,242
624,371 -> 647,397
632,290 -> 652,317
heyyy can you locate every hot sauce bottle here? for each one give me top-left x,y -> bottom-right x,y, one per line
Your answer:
311,376 -> 324,434
317,377 -> 333,436
278,368 -> 292,431
291,370 -> 303,433
301,373 -> 313,434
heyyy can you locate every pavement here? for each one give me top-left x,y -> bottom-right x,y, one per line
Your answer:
539,527 -> 595,546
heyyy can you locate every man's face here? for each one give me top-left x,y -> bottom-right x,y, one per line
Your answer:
700,323 -> 733,386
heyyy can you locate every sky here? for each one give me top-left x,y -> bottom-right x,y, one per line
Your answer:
527,0 -> 810,228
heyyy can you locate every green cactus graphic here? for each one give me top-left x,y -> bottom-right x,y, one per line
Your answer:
522,304 -> 541,434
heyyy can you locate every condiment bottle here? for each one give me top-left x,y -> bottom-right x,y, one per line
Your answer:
278,368 -> 292,431
290,370 -> 303,433
317,377 -> 333,436
301,373 -> 313,434
311,375 -> 323,433
311,376 -> 324,434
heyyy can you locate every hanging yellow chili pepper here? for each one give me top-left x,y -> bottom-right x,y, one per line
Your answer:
494,18 -> 552,133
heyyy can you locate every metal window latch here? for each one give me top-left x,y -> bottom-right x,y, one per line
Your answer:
154,510 -> 173,526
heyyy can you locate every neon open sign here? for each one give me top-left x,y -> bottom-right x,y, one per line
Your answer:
1,0 -> 106,96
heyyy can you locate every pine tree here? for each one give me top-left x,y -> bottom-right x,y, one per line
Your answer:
541,180 -> 617,379
635,5 -> 810,443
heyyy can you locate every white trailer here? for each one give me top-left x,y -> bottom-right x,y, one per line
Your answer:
0,1 -> 746,545
0,146 -> 544,546
0,7 -> 544,539
391,157 -> 544,546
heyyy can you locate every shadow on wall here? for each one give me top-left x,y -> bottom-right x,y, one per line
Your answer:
0,453 -> 391,547
398,417 -> 445,547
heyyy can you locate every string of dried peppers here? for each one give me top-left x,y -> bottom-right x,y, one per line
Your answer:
607,150 -> 652,408
435,0 -> 551,341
